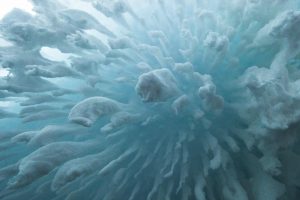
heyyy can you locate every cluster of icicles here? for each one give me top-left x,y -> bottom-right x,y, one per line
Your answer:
1,0 -> 300,199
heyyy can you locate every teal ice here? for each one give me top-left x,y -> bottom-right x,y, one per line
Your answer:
1,0 -> 300,199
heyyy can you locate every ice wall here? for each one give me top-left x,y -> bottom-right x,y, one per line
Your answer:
1,0 -> 300,199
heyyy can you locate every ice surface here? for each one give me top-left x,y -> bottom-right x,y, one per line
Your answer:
68,96 -> 121,127
135,68 -> 179,102
0,0 -> 300,199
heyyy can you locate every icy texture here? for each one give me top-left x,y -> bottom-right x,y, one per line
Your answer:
135,68 -> 179,102
68,96 -> 121,127
0,0 -> 300,200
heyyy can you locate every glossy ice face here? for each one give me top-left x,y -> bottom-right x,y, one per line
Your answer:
1,0 -> 300,200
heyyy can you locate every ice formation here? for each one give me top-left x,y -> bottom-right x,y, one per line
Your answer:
135,68 -> 179,102
0,0 -> 300,199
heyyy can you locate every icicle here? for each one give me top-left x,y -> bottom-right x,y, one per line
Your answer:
146,173 -> 163,200
171,95 -> 189,115
164,132 -> 186,178
68,96 -> 121,127
8,141 -> 96,189
128,183 -> 141,200
22,110 -> 67,123
194,174 -> 207,200
176,142 -> 189,193
98,143 -> 138,176
134,137 -> 165,178
164,180 -> 175,200
135,68 -> 179,102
